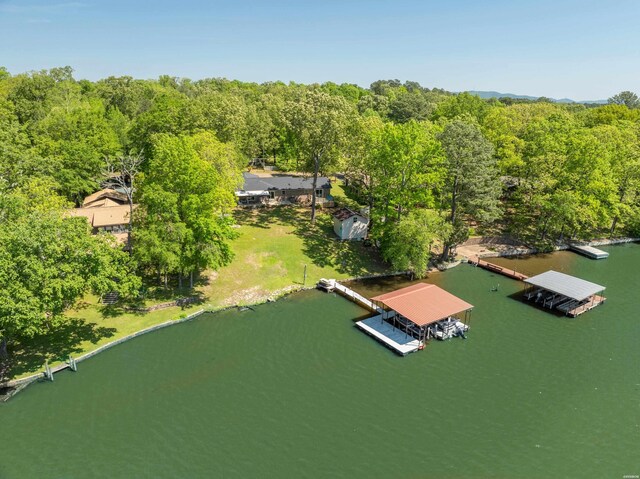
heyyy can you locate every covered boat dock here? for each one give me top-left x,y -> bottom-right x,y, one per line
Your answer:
355,283 -> 474,355
523,270 -> 606,317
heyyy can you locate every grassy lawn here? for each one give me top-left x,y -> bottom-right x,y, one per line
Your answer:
4,206 -> 388,381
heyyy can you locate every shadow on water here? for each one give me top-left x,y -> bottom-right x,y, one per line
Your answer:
506,290 -> 573,318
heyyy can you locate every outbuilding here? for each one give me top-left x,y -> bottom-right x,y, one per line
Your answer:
333,208 -> 368,240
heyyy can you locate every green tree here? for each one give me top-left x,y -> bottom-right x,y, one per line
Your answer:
608,91 -> 640,109
380,209 -> 451,278
137,133 -> 239,286
0,185 -> 140,357
439,119 -> 500,257
285,89 -> 355,222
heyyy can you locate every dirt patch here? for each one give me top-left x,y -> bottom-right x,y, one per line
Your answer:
456,237 -> 533,259
221,286 -> 269,306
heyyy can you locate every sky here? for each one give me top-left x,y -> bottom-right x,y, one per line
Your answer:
1,0 -> 639,100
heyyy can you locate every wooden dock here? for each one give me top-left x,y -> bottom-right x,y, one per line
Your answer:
355,315 -> 422,355
468,256 -> 529,281
566,295 -> 606,317
570,244 -> 609,259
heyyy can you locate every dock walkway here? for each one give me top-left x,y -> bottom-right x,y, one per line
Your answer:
320,279 -> 419,355
330,281 -> 385,314
355,315 -> 421,355
570,244 -> 609,259
468,256 -> 529,281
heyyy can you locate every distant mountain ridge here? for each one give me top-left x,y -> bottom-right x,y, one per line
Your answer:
468,90 -> 607,104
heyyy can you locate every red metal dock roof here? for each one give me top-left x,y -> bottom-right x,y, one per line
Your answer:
371,283 -> 474,326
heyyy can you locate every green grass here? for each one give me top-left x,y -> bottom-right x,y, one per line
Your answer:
4,207 -> 388,381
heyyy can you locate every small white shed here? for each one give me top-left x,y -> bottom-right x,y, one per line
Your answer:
333,208 -> 369,240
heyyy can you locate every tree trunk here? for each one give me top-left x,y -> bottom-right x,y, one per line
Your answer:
127,198 -> 134,254
443,176 -> 459,260
164,272 -> 168,289
0,336 -> 7,359
190,271 -> 194,289
610,217 -> 618,236
157,266 -> 162,285
450,176 -> 458,223
178,273 -> 183,289
310,154 -> 320,224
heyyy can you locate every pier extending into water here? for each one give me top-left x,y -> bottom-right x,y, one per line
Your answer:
318,279 -> 418,354
468,256 -> 529,281
318,279 -> 473,355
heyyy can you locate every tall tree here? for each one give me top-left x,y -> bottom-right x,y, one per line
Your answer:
104,153 -> 144,252
439,119 -> 500,257
137,133 -> 240,286
285,89 -> 355,222
608,91 -> 640,109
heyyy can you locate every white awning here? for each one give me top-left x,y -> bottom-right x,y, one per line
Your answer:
236,190 -> 269,197
524,270 -> 605,301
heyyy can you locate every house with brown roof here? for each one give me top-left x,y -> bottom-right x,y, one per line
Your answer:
69,188 -> 136,245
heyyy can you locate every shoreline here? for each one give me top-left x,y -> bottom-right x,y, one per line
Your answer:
2,239 -> 636,401
0,271 -> 406,401
462,236 -> 639,260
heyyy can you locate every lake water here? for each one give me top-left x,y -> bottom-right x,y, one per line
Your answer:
1,245 -> 639,478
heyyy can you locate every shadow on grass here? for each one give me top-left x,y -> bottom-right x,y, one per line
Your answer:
235,205 -> 388,278
3,319 -> 118,381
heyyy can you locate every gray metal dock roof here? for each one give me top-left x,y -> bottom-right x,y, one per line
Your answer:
524,270 -> 605,301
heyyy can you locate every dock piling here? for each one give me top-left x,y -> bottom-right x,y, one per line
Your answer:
44,361 -> 53,381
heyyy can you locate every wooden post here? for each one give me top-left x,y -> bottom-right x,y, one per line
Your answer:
303,264 -> 307,286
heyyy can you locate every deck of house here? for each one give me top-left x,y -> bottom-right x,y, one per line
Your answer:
355,315 -> 422,355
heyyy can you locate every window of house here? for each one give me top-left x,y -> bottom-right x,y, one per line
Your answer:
315,189 -> 323,197
281,190 -> 286,196
269,191 -> 275,199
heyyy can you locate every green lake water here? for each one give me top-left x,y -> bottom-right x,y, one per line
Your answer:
1,245 -> 639,478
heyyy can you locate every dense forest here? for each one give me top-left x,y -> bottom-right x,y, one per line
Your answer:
1,66 -> 640,353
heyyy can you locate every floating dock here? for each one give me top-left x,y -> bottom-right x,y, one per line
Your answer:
318,279 -> 472,356
468,256 -> 529,280
523,270 -> 606,317
570,244 -> 609,259
320,279 -> 419,355
355,314 -> 422,355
